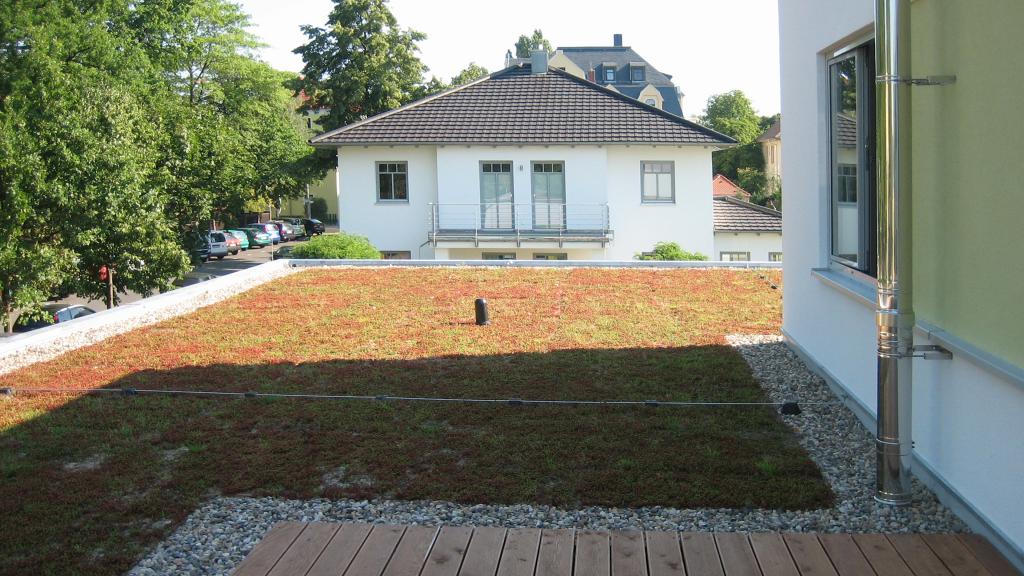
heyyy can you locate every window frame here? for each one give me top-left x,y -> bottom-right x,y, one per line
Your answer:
380,251 -> 412,260
827,42 -> 876,276
769,252 -> 783,262
720,251 -> 751,262
630,65 -> 645,82
533,253 -> 567,260
603,66 -> 616,82
482,252 -> 516,260
375,161 -> 409,203
640,161 -> 676,204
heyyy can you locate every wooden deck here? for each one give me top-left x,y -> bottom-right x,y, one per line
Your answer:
232,522 -> 1021,576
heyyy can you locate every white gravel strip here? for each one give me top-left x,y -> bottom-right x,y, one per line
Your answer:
129,334 -> 967,576
0,261 -> 296,377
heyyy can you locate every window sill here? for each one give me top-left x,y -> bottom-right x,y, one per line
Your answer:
376,200 -> 410,205
641,200 -> 675,205
811,267 -> 875,308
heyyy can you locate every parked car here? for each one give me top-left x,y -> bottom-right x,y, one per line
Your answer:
13,304 -> 96,333
172,272 -> 214,288
189,233 -> 210,264
225,229 -> 250,251
221,231 -> 241,255
240,227 -> 273,248
271,245 -> 296,260
271,221 -> 296,242
302,218 -> 326,235
247,222 -> 281,245
283,218 -> 308,238
207,231 -> 230,260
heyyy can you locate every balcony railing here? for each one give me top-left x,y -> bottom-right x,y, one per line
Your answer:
428,203 -> 613,246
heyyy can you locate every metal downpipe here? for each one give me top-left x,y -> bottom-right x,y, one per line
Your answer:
875,0 -> 914,505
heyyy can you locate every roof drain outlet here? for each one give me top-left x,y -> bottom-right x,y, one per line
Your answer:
531,49 -> 548,74
875,0 -> 914,506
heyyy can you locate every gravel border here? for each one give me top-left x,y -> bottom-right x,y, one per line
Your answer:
129,334 -> 968,576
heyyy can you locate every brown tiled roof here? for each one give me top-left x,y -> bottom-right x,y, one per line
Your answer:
835,113 -> 856,148
713,196 -> 782,232
712,174 -> 752,200
311,65 -> 735,147
757,116 -> 781,142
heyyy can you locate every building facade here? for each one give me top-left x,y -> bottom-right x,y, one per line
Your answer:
712,196 -> 782,262
312,62 -> 733,261
780,0 -> 1024,569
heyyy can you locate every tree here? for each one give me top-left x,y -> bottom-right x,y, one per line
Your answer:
699,90 -> 762,144
514,29 -> 552,58
293,0 -> 428,133
451,62 -> 489,86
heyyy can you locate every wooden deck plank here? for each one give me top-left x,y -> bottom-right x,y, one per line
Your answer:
307,523 -> 374,576
611,531 -> 647,576
267,523 -> 340,576
458,527 -> 507,576
921,534 -> 993,576
496,528 -> 542,576
421,526 -> 474,576
783,534 -> 838,576
888,534 -> 954,576
817,534 -> 877,576
645,531 -> 685,576
535,529 -> 575,576
852,534 -> 914,576
342,525 -> 407,576
748,533 -> 799,576
574,530 -> 610,576
681,533 -> 723,576
716,533 -> 762,576
957,535 -> 1022,576
233,522 -> 307,576
382,525 -> 440,576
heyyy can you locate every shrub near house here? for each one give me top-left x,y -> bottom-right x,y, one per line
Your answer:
289,233 -> 380,259
636,242 -> 708,261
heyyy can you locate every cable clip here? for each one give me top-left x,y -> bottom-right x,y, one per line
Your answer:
120,388 -> 138,396
780,402 -> 801,415
0,387 -> 13,397
507,399 -> 524,406
244,391 -> 259,398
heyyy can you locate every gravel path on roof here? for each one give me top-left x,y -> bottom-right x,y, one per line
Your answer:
128,334 -> 967,576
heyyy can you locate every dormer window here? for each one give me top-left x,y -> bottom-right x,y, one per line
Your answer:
602,62 -> 616,82
630,63 -> 646,82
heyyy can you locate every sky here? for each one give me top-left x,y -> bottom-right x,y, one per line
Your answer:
236,0 -> 781,117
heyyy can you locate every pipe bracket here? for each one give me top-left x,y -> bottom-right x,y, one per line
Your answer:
876,74 -> 957,86
910,344 -> 953,360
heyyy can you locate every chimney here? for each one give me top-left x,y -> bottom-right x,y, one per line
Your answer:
530,49 -> 548,74
613,33 -> 623,47
586,68 -> 596,82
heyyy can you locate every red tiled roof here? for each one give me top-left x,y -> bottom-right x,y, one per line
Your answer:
713,174 -> 752,201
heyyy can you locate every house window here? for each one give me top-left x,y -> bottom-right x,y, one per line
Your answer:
604,67 -> 615,82
829,42 -> 876,275
644,98 -> 657,106
631,66 -> 645,82
533,253 -> 567,260
641,161 -> 675,203
380,251 -> 411,260
376,162 -> 408,202
720,251 -> 751,262
769,252 -> 783,262
482,252 -> 516,260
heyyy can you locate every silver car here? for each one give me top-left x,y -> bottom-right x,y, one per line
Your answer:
207,231 -> 229,260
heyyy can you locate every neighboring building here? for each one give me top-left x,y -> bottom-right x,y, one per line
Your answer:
712,174 -> 752,201
544,34 -> 685,116
310,58 -> 734,260
712,196 -> 781,262
781,0 -> 1024,570
758,116 -> 782,186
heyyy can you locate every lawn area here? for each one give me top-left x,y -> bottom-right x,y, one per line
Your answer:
0,267 -> 829,575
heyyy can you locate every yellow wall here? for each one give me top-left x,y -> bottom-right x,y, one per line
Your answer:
282,169 -> 338,221
911,1 -> 1024,366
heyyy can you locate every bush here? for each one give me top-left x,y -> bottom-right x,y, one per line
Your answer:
289,233 -> 380,259
636,242 -> 708,261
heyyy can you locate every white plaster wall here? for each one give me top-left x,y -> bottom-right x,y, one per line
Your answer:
713,232 -> 782,261
337,146 -> 437,257
780,0 -> 1024,563
604,145 -> 715,260
444,248 -> 607,260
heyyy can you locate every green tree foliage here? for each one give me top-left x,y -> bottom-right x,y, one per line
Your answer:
290,233 -> 380,259
0,0 -> 321,327
451,62 -> 489,86
514,29 -> 552,58
635,242 -> 708,261
293,0 -> 428,133
699,90 -> 761,144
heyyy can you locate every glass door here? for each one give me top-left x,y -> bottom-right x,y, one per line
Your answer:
480,162 -> 513,229
531,162 -> 565,229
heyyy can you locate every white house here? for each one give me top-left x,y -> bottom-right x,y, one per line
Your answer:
310,55 -> 734,261
781,0 -> 1024,569
712,196 -> 782,262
